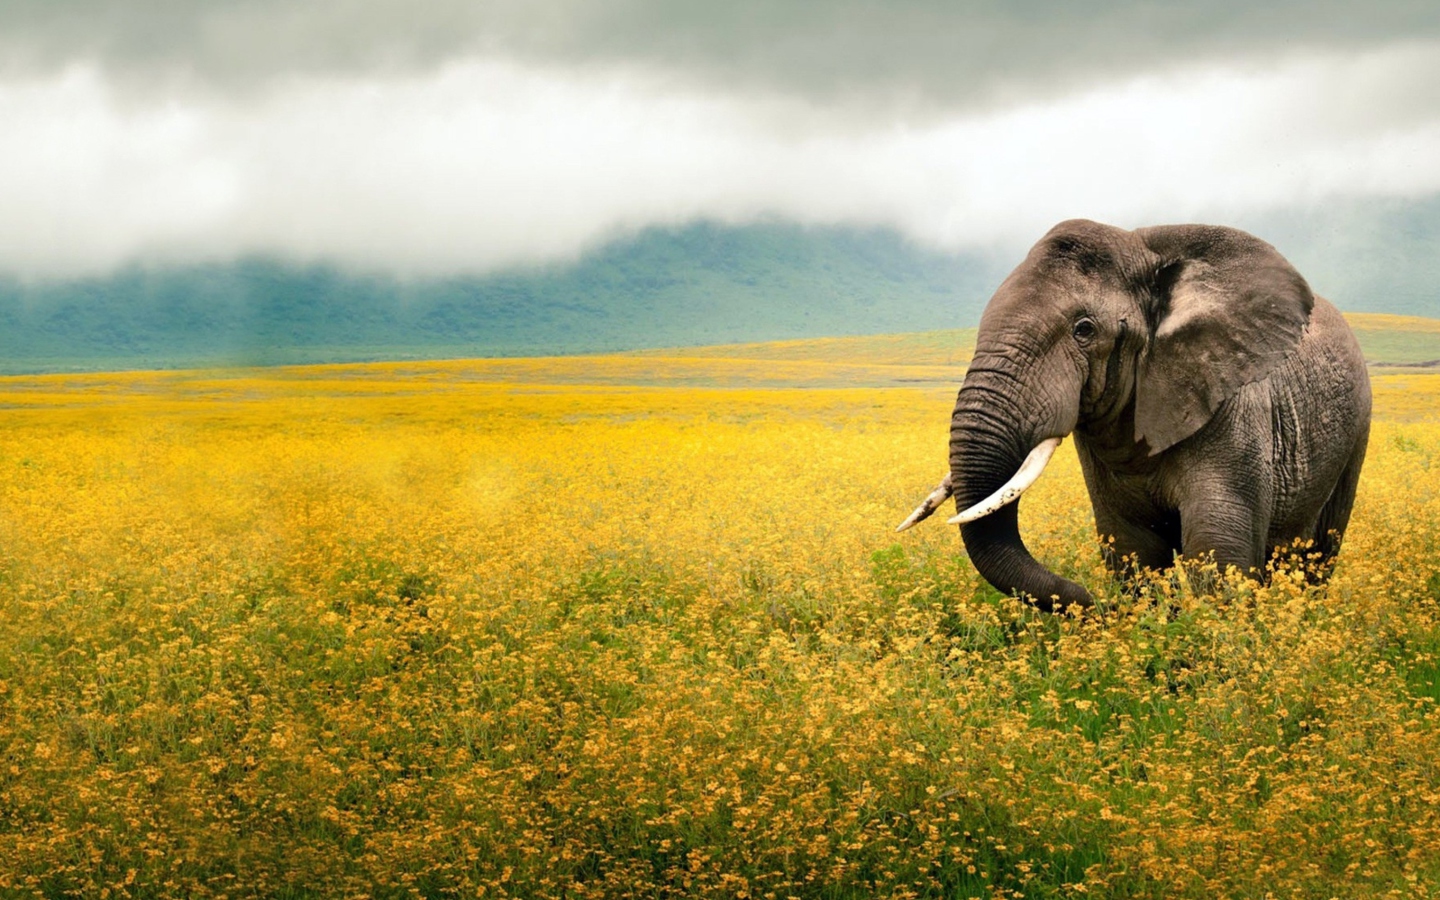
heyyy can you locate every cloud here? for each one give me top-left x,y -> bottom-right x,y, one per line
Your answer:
2,42 -> 1439,278
4,1 -> 1439,109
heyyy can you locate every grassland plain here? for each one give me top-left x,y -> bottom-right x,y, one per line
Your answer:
0,318 -> 1439,898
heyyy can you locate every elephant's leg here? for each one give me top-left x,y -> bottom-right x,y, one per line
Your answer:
1094,506 -> 1179,578
1177,487 -> 1269,584
1307,424 -> 1370,578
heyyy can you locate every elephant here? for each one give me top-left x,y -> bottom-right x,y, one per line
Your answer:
897,219 -> 1371,611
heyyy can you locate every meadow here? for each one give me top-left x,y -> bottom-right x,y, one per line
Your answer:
1,319 -> 1439,898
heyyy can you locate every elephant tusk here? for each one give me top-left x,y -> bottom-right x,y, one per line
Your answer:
895,473 -> 954,532
947,437 -> 1062,525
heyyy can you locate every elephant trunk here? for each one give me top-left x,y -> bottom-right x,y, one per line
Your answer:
949,372 -> 1093,612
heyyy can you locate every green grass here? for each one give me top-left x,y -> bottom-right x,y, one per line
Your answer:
1338,313 -> 1440,368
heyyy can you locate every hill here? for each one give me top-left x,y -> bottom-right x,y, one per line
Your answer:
0,206 -> 1435,375
1345,313 -> 1440,369
0,222 -> 1006,374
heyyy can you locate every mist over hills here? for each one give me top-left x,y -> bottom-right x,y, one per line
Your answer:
1,200 -> 1436,374
1241,195 -> 1440,319
0,223 -> 1009,373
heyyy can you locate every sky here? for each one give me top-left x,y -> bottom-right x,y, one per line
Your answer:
2,1 -> 1439,281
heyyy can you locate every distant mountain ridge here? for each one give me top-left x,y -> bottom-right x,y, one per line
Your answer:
0,222 -> 1007,373
1,199 -> 1437,374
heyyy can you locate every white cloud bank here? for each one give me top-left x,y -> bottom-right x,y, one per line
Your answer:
2,41 -> 1438,278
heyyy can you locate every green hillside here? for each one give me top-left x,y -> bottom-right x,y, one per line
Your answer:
0,223 -> 1005,374
1346,314 -> 1440,369
0,213 -> 1435,376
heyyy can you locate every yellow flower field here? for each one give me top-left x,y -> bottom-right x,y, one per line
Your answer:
1,351 -> 1438,898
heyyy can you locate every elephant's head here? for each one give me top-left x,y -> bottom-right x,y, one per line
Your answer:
898,219 -> 1314,610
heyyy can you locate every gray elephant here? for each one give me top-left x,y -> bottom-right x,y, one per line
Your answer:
898,219 -> 1371,611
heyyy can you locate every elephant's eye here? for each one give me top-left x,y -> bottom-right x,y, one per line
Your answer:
1073,318 -> 1098,344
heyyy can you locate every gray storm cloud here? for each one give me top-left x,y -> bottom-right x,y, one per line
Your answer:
3,0 -> 1440,107
1,2 -> 1439,278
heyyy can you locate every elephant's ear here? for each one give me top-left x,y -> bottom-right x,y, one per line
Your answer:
1134,226 -> 1314,455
